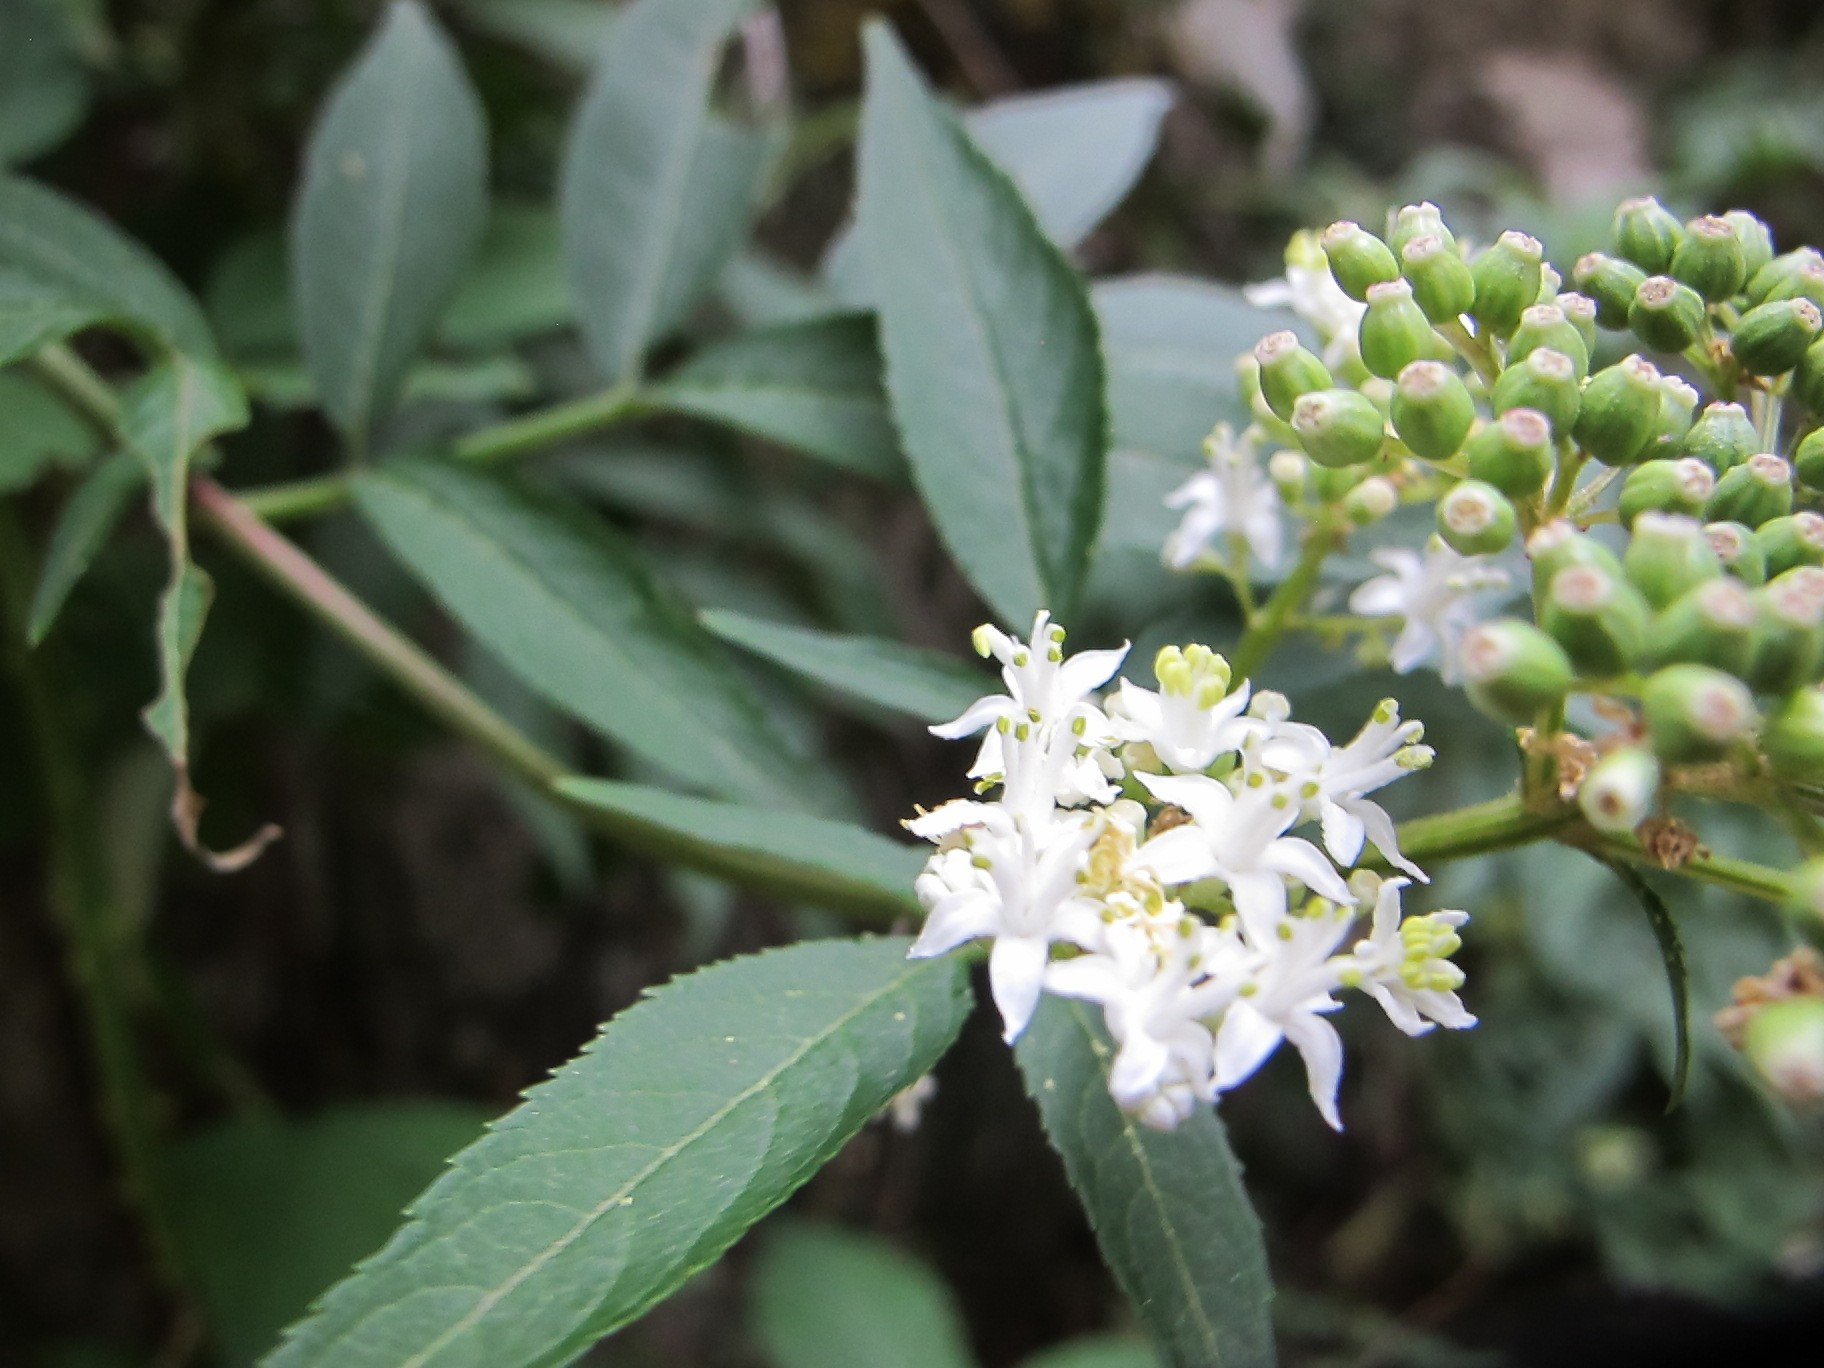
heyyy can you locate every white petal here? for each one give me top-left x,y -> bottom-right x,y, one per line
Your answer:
1364,980 -> 1428,1037
1388,621 -> 1436,674
1227,870 -> 1290,944
1262,836 -> 1354,905
1355,800 -> 1428,882
1108,1030 -> 1173,1109
931,694 -> 1014,740
1283,1012 -> 1346,1130
1213,1000 -> 1284,1090
1058,644 -> 1130,699
1347,576 -> 1408,618
1319,802 -> 1368,869
1044,953 -> 1126,1004
905,799 -> 998,841
989,934 -> 1052,1043
1135,771 -> 1235,832
1134,825 -> 1218,885
908,893 -> 1000,959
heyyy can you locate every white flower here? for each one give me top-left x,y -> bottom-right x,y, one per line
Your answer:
1347,536 -> 1510,682
1163,425 -> 1285,572
1347,877 -> 1476,1037
1131,772 -> 1355,944
1259,699 -> 1435,879
1245,230 -> 1364,370
908,806 -> 1104,1042
1110,644 -> 1260,773
1211,900 -> 1360,1130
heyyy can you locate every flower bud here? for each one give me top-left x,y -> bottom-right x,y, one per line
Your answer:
1624,510 -> 1723,610
1399,233 -> 1476,324
1555,292 -> 1600,352
1764,688 -> 1824,782
1796,428 -> 1824,492
1578,747 -> 1661,834
1723,209 -> 1776,279
1793,336 -> 1824,413
1789,858 -> 1824,923
1390,360 -> 1475,459
1762,256 -> 1824,309
1618,458 -> 1715,527
1612,196 -> 1684,274
1342,474 -> 1399,525
1746,569 -> 1824,694
1460,619 -> 1574,722
1747,247 -> 1824,306
1470,230 -> 1545,338
1510,303 -> 1591,376
1436,480 -> 1517,555
1465,407 -> 1554,498
1321,220 -> 1401,301
1527,518 -> 1623,597
1492,347 -> 1581,435
1640,663 -> 1758,763
1389,201 -> 1454,257
1267,448 -> 1308,501
1542,564 -> 1650,678
1706,452 -> 1794,528
1308,462 -> 1366,503
1646,577 -> 1757,675
1670,214 -> 1747,303
1573,354 -> 1663,466
1359,279 -> 1438,380
1254,330 -> 1334,421
1628,275 -> 1706,353
1704,520 -> 1767,585
1731,297 -> 1823,375
1755,512 -> 1824,579
1292,388 -> 1387,469
1574,251 -> 1648,330
1743,997 -> 1824,1106
1677,401 -> 1758,473
1642,376 -> 1700,461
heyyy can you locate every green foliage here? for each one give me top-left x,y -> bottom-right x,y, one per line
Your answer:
0,0 -> 88,166
0,268 -> 108,368
268,938 -> 972,1367
0,369 -> 101,493
1015,999 -> 1276,1368
857,23 -> 1107,625
26,450 -> 141,643
289,0 -> 488,440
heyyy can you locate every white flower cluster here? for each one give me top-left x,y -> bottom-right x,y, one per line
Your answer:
906,613 -> 1476,1132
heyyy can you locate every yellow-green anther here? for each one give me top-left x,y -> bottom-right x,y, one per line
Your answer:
972,624 -> 994,657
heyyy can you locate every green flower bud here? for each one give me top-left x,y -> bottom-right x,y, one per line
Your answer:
1670,214 -> 1747,303
1641,376 -> 1700,462
1342,474 -> 1399,525
1796,428 -> 1824,492
1292,388 -> 1387,469
1253,330 -> 1334,421
1742,997 -> 1824,1106
1764,687 -> 1824,782
1267,448 -> 1309,502
1527,518 -> 1623,597
1390,360 -> 1475,459
1706,451 -> 1794,528
1646,577 -> 1757,674
1578,746 -> 1661,834
1322,220 -> 1401,302
1704,520 -> 1767,585
1612,196 -> 1684,274
1574,354 -> 1664,466
1470,230 -> 1545,338
1492,346 -> 1582,435
1359,279 -> 1438,380
1792,335 -> 1824,413
1723,209 -> 1776,280
1789,857 -> 1824,923
1747,247 -> 1824,305
1730,297 -> 1822,376
1755,512 -> 1824,579
1389,201 -> 1454,258
1465,407 -> 1554,498
1555,291 -> 1600,351
1459,619 -> 1575,722
1309,461 -> 1367,503
1510,302 -> 1591,375
1436,480 -> 1517,555
1746,568 -> 1824,694
1628,275 -> 1707,353
1624,510 -> 1723,609
1640,663 -> 1758,763
1619,458 -> 1716,527
1762,255 -> 1824,309
1399,233 -> 1476,324
1542,563 -> 1651,678
1678,401 -> 1759,473
1574,251 -> 1648,330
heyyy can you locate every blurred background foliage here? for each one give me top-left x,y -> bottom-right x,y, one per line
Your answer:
4,1 -> 1824,1365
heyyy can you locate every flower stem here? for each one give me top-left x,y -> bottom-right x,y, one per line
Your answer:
1229,518 -> 1337,680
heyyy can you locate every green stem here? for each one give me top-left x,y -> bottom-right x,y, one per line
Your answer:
1229,519 -> 1337,680
29,341 -> 122,431
1438,320 -> 1499,388
235,473 -> 349,523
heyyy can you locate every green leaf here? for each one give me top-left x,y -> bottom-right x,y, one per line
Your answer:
0,173 -> 214,355
857,23 -> 1106,625
237,355 -> 536,410
1602,858 -> 1693,1110
166,1103 -> 489,1368
0,368 -> 103,493
750,1222 -> 976,1368
352,458 -> 828,812
0,266 -> 106,366
0,0 -> 89,166
701,609 -> 984,724
437,203 -> 570,350
1018,1338 -> 1163,1368
718,251 -> 844,328
290,0 -> 488,438
26,450 -> 142,644
1014,998 -> 1276,1368
453,0 -> 614,73
654,314 -> 902,478
558,0 -> 767,382
268,937 -> 973,1368
205,232 -> 296,357
554,777 -> 922,920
